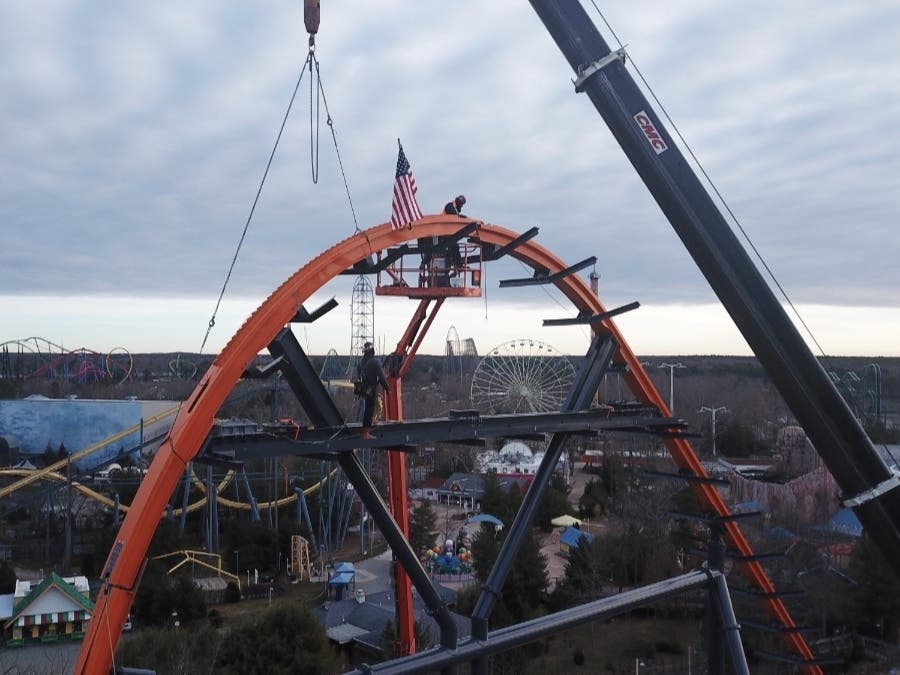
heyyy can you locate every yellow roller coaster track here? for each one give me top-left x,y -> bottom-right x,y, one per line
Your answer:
0,404 -> 181,500
0,402 -> 336,510
0,464 -> 337,515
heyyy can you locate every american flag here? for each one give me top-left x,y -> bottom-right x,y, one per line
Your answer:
390,143 -> 423,230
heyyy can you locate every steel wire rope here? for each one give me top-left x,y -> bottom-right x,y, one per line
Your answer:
588,1 -> 835,369
105,610 -> 116,674
309,50 -> 321,184
310,53 -> 361,232
198,56 -> 312,357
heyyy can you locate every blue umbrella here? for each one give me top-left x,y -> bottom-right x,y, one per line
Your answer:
466,514 -> 504,529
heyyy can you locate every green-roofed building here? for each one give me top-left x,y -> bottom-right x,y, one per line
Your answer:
3,573 -> 93,646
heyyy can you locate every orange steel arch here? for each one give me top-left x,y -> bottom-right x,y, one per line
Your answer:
75,217 -> 815,673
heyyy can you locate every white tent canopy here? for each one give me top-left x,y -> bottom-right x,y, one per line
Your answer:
550,514 -> 581,528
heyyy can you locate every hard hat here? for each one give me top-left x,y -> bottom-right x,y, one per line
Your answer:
456,195 -> 466,205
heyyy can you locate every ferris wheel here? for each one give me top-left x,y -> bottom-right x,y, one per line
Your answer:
470,339 -> 575,414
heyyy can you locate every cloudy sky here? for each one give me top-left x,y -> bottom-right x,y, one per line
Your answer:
3,1 -> 899,357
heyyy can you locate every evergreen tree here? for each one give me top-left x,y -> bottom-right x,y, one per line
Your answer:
0,561 -> 16,593
549,536 -> 606,610
578,477 -> 604,519
409,500 -> 438,557
535,473 -> 573,529
470,527 -> 548,627
215,603 -> 337,674
479,472 -> 506,521
844,535 -> 900,640
116,623 -> 224,674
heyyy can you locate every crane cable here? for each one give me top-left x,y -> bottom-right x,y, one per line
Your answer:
200,9 -> 361,355
588,1 -> 835,371
198,57 -> 311,356
309,53 -> 362,233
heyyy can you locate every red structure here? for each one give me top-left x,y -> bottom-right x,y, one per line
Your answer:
74,217 -> 815,673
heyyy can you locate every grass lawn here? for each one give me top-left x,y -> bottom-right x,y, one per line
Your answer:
523,614 -> 703,674
213,578 -> 328,621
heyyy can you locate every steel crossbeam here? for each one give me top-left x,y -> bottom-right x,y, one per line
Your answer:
203,408 -> 683,460
352,569 -> 718,674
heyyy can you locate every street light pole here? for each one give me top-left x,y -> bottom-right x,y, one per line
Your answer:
659,362 -> 686,412
698,406 -> 728,456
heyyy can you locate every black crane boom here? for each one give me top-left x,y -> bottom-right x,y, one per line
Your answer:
528,0 -> 900,576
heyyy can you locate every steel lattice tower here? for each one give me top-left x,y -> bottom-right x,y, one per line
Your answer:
441,325 -> 462,389
348,274 -> 377,555
348,275 -> 374,379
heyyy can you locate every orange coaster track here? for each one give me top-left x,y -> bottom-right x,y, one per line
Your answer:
75,217 -> 816,673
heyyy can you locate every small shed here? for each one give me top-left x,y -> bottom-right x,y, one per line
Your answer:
327,562 -> 356,601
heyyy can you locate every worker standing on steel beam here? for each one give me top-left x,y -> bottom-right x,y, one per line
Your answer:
357,342 -> 390,439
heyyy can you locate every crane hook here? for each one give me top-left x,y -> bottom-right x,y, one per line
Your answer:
304,0 -> 320,48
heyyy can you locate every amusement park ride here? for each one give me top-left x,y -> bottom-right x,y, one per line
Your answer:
71,2 -> 899,674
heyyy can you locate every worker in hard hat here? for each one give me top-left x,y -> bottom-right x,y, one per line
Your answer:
356,342 -> 390,439
444,195 -> 466,216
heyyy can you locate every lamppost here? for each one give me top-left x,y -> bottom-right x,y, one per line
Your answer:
698,406 -> 728,456
659,362 -> 686,412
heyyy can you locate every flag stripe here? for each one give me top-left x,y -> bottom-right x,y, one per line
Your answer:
390,144 -> 423,230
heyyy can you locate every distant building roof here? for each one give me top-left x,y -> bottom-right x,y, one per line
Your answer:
194,577 -> 228,592
828,508 -> 863,537
313,587 -> 470,655
437,472 -> 533,499
327,622 -> 371,645
438,473 -> 486,496
328,572 -> 355,587
560,527 -> 594,548
731,501 -> 764,514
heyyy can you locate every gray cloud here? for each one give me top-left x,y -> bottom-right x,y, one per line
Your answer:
2,0 -> 898,319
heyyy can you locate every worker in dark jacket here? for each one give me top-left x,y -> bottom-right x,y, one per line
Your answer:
444,194 -> 466,216
357,342 -> 390,439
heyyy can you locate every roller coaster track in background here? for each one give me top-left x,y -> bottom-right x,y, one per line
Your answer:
0,337 -> 134,383
0,465 -> 337,516
0,401 -> 337,513
75,218 -> 819,674
0,405 -> 180,500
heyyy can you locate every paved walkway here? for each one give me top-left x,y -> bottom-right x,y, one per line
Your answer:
353,549 -> 393,594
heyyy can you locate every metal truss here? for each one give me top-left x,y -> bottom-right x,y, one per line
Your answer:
202,327 -> 761,674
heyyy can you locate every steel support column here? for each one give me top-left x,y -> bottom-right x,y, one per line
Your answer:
706,526 -> 726,675
239,469 -> 260,522
294,487 -> 317,553
712,571 -> 750,675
